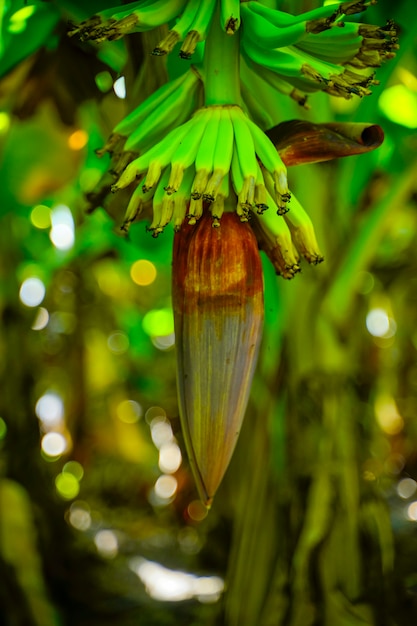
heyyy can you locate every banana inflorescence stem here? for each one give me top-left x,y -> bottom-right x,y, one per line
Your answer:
203,1 -> 241,105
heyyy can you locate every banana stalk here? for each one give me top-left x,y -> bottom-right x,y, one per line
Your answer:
172,211 -> 264,507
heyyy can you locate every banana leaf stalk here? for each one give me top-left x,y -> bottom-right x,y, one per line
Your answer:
172,211 -> 264,507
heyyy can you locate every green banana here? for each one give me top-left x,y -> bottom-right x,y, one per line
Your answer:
111,122 -> 190,192
152,0 -> 201,55
192,106 -> 221,198
296,23 -> 364,65
230,106 -> 258,208
242,34 -> 344,84
243,58 -> 310,113
231,144 -> 251,221
261,166 -> 289,216
148,167 -> 172,236
180,0 -> 217,59
246,0 -> 374,29
220,0 -> 241,35
245,117 -> 289,209
172,165 -> 196,230
124,71 -> 202,153
241,3 -> 314,49
187,194 -> 203,225
284,194 -> 324,264
254,161 -> 268,215
114,69 -> 199,138
210,174 -> 230,226
240,56 -> 284,130
251,196 -> 300,279
203,107 -> 234,201
122,183 -> 155,232
165,110 -> 209,194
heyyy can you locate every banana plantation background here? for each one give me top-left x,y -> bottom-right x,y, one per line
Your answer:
1,0 -> 417,624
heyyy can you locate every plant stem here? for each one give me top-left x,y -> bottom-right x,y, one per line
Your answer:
203,2 -> 241,106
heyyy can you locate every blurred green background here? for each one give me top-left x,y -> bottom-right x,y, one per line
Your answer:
1,1 -> 417,625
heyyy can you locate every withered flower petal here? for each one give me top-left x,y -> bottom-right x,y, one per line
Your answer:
267,120 -> 384,167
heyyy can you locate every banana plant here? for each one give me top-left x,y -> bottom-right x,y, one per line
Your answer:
69,0 -> 398,506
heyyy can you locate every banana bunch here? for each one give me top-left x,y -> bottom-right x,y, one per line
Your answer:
69,0 -> 241,54
110,101 -> 325,273
240,0 -> 398,100
111,104 -> 290,230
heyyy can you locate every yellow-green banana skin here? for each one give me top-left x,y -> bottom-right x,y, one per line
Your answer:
173,212 -> 264,507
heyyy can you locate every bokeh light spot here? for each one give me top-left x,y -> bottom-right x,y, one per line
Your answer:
50,224 -> 75,250
31,204 -> 51,229
152,333 -> 175,351
375,394 -> 404,435
130,558 -> 224,603
68,129 -> 88,150
397,478 -> 417,499
19,277 -> 46,307
159,442 -> 182,474
95,71 -> 113,92
145,406 -> 166,424
36,392 -> 64,428
194,576 -> 225,604
151,418 -> 173,448
379,84 -> 417,129
8,6 -> 35,32
0,112 -> 11,134
69,501 -> 92,531
187,500 -> 208,522
32,307 -> 49,330
41,432 -> 67,457
107,331 -> 129,354
63,460 -> 84,481
155,474 -> 178,500
407,501 -> 417,521
94,530 -> 119,558
10,6 -> 36,21
130,259 -> 157,286
50,205 -> 75,251
142,308 -> 174,337
117,399 -> 143,424
366,308 -> 390,337
55,472 -> 80,499
113,76 -> 126,99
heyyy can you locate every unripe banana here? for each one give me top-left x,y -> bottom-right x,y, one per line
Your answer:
230,106 -> 259,209
203,107 -> 234,201
251,200 -> 300,279
192,106 -> 221,197
245,117 -> 289,208
111,122 -> 190,192
180,0 -> 217,59
284,194 -> 324,265
152,0 -> 200,55
165,110 -> 209,194
220,0 -> 241,35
